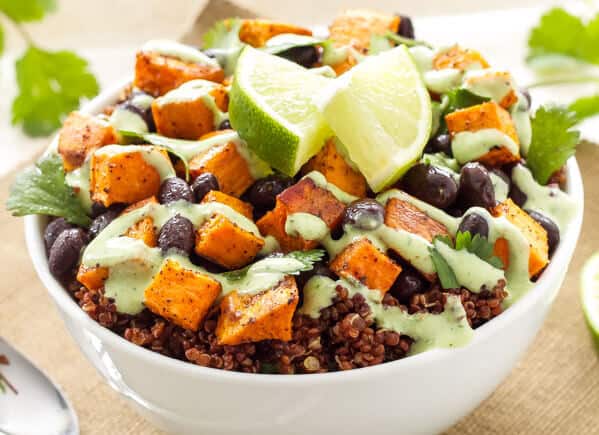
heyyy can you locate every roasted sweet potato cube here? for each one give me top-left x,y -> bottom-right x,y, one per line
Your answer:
121,196 -> 158,214
77,265 -> 109,290
134,51 -> 224,97
201,190 -> 253,219
257,177 -> 346,252
464,71 -> 518,109
384,197 -> 450,280
58,112 -> 117,172
152,82 -> 228,140
189,140 -> 254,197
125,217 -> 157,247
239,19 -> 312,47
257,201 -> 317,253
329,9 -> 400,53
90,147 -> 173,207
432,45 -> 489,71
445,101 -> 520,166
492,199 -> 549,277
330,238 -> 402,293
195,215 -> 264,269
216,276 -> 299,345
144,258 -> 221,331
302,139 -> 367,197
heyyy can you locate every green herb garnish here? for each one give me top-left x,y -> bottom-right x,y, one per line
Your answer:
222,250 -> 325,281
429,245 -> 459,289
6,154 -> 91,226
568,95 -> 599,123
527,106 -> 580,185
202,18 -> 244,76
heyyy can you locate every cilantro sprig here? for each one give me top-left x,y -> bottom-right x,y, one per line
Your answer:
430,231 -> 504,290
7,154 -> 91,226
527,106 -> 580,185
0,0 -> 99,136
222,250 -> 325,281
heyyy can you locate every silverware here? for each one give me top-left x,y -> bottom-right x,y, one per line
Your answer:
0,337 -> 79,435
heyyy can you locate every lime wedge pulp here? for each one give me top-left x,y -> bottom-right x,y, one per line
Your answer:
581,253 -> 599,350
229,46 -> 333,176
317,45 -> 432,192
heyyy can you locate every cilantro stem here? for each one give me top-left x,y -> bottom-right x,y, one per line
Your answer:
526,76 -> 599,89
0,12 -> 35,46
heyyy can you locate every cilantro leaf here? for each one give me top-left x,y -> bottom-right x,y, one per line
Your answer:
0,23 -> 4,56
222,250 -> 325,281
202,18 -> 244,75
568,95 -> 599,123
527,106 -> 580,184
456,231 -> 505,269
0,0 -> 56,22
444,88 -> 490,114
12,47 -> 99,136
528,8 -> 599,65
7,154 -> 91,226
429,245 -> 459,289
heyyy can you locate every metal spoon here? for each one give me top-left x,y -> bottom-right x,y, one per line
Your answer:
0,337 -> 79,435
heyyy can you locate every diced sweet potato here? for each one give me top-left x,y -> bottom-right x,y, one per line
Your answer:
329,9 -> 400,53
195,214 -> 264,269
331,55 -> 358,76
90,147 -> 172,207
201,190 -> 253,219
432,45 -> 489,71
464,71 -> 517,108
134,51 -> 224,97
152,83 -> 228,140
144,258 -> 221,331
384,197 -> 450,281
492,199 -> 549,277
125,217 -> 157,247
239,19 -> 312,47
189,140 -> 254,197
58,112 -> 117,172
445,101 -> 520,166
302,138 -> 367,197
216,276 -> 299,345
330,238 -> 402,293
121,196 -> 159,214
257,177 -> 346,252
77,265 -> 109,290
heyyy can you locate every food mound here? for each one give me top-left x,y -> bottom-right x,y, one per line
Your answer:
15,9 -> 578,374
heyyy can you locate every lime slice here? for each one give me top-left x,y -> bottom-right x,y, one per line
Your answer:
581,253 -> 599,349
318,45 -> 431,192
229,46 -> 332,175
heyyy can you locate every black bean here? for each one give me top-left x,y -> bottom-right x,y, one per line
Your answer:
90,202 -> 108,218
48,228 -> 88,278
342,199 -> 385,230
458,162 -> 495,210
401,163 -> 458,209
424,133 -> 452,155
526,210 -> 560,256
277,46 -> 319,68
159,177 -> 193,204
191,173 -> 220,202
392,269 -> 426,304
218,119 -> 231,130
396,14 -> 415,39
246,175 -> 293,210
44,218 -> 74,255
158,215 -> 194,255
89,209 -> 121,239
509,183 -> 528,207
458,213 -> 489,238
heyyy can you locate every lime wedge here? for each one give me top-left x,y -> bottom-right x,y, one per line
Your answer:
229,46 -> 332,176
581,253 -> 599,350
317,45 -> 431,192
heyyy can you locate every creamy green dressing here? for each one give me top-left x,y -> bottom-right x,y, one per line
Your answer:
302,171 -> 358,204
463,69 -> 514,105
285,213 -> 329,240
130,92 -> 154,110
142,39 -> 220,68
109,108 -> 148,135
430,101 -> 442,135
408,46 -> 434,73
451,129 -> 519,164
489,171 -> 509,203
308,65 -> 337,78
298,276 -> 473,354
421,152 -> 460,172
511,164 -> 578,231
65,158 -> 92,212
511,92 -> 532,156
424,68 -> 463,94
94,145 -> 176,180
321,45 -> 349,66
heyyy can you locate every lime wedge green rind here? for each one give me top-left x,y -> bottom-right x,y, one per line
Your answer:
229,46 -> 332,176
318,45 -> 432,192
581,253 -> 599,351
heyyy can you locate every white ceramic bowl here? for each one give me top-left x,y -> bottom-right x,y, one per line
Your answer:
24,82 -> 584,435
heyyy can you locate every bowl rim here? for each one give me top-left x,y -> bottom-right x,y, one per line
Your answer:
24,78 -> 585,385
